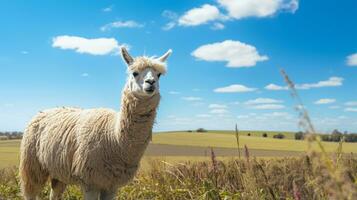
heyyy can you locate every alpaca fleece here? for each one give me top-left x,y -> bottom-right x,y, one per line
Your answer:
19,88 -> 160,194
129,56 -> 167,74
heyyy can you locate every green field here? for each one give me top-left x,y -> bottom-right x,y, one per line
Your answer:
152,131 -> 357,153
158,130 -> 296,139
1,131 -> 357,169
0,140 -> 20,168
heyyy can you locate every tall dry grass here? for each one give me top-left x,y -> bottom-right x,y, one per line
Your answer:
1,155 -> 356,199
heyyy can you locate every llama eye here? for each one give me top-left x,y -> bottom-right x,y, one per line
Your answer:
158,73 -> 162,78
132,72 -> 139,77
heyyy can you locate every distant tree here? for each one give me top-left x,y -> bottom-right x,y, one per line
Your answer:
295,131 -> 304,140
320,134 -> 331,142
247,133 -> 251,136
262,133 -> 268,138
331,129 -> 343,142
187,130 -> 192,132
273,133 -> 285,139
196,128 -> 207,133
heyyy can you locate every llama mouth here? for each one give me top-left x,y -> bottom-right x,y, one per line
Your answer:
144,87 -> 155,93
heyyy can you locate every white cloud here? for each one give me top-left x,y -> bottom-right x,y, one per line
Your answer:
192,40 -> 268,67
178,4 -> 221,26
210,109 -> 229,114
314,98 -> 336,105
102,5 -> 113,12
21,51 -> 29,54
161,10 -> 178,30
345,108 -> 357,112
281,0 -> 299,13
182,97 -> 202,101
346,53 -> 357,66
250,104 -> 285,110
81,73 -> 89,77
345,101 -> 357,106
218,0 -> 299,19
196,114 -> 212,118
211,22 -> 225,30
263,112 -> 290,117
52,35 -> 120,56
162,22 -> 176,31
169,91 -> 180,95
265,77 -> 344,91
265,83 -> 288,90
214,84 -> 257,93
296,77 -> 343,89
162,10 -> 178,20
329,105 -> 340,109
209,104 -> 227,109
245,98 -> 283,105
101,20 -> 144,31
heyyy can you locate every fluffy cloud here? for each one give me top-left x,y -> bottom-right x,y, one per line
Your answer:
245,98 -> 283,105
162,22 -> 176,31
161,10 -> 178,30
52,35 -> 120,56
182,97 -> 202,101
264,83 -> 288,90
211,22 -> 225,30
347,53 -> 357,66
101,20 -> 144,31
209,104 -> 227,109
214,84 -> 257,93
210,109 -> 229,114
345,108 -> 357,112
178,4 -> 221,26
329,105 -> 340,109
168,0 -> 298,30
192,40 -> 268,67
345,101 -> 357,106
296,77 -> 343,89
169,91 -> 180,95
218,0 -> 299,19
314,98 -> 336,105
102,5 -> 113,12
263,112 -> 291,117
265,77 -> 344,90
196,114 -> 212,118
250,104 -> 285,110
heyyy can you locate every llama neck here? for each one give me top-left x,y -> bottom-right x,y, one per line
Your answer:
116,88 -> 160,166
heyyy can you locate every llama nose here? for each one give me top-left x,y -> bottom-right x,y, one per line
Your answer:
145,79 -> 156,85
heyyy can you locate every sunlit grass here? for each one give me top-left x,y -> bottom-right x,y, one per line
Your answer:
152,132 -> 357,153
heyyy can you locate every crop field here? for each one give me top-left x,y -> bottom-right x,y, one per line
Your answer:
152,131 -> 357,153
1,131 -> 356,169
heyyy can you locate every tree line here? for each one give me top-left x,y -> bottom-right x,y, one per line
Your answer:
0,131 -> 23,140
294,129 -> 357,143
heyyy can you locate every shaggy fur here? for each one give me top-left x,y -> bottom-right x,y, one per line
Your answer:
129,56 -> 167,74
19,63 -> 162,199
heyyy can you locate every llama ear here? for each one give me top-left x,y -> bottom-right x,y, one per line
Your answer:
121,46 -> 134,66
157,49 -> 172,62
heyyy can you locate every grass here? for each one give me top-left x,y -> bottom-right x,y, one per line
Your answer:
2,132 -> 357,169
0,140 -> 20,168
1,153 -> 356,199
152,132 -> 357,153
157,130 -> 296,139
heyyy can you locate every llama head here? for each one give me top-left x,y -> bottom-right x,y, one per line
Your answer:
121,47 -> 172,97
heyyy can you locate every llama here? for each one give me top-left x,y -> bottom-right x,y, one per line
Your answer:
19,47 -> 172,200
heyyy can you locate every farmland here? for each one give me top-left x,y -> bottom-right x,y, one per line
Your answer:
1,130 -> 357,169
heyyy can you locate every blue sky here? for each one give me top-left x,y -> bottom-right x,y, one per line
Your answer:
0,0 -> 356,133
